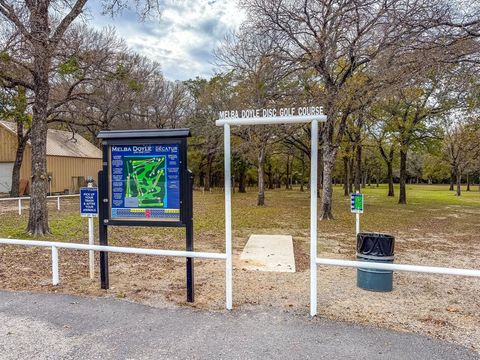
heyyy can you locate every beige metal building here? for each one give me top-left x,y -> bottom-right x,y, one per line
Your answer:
0,121 -> 102,194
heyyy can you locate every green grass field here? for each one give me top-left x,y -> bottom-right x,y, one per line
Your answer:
0,183 -> 479,243
1,184 -> 479,351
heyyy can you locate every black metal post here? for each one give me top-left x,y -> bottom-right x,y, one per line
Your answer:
186,170 -> 194,302
98,170 -> 109,289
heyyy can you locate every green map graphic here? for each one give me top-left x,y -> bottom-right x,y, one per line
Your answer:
124,156 -> 166,207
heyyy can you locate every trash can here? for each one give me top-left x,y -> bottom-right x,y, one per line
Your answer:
356,233 -> 395,292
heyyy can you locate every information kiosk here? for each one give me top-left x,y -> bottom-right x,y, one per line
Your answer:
97,129 -> 194,301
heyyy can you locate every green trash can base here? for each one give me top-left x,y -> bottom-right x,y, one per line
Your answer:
357,267 -> 393,292
356,253 -> 394,292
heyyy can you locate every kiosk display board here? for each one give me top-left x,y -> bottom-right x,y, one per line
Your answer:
110,143 -> 181,222
97,128 -> 194,302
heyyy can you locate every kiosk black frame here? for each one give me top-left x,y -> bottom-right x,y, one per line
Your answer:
97,128 -> 194,302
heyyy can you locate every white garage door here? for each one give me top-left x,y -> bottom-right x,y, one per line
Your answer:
0,163 -> 14,193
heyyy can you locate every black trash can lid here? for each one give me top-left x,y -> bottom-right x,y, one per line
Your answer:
357,232 -> 395,256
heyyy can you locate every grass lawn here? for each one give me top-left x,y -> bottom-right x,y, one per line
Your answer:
0,184 -> 479,352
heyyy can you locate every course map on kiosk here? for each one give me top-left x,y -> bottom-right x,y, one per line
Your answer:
110,143 -> 181,221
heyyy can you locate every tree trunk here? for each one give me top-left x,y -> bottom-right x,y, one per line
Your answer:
466,173 -> 470,192
285,154 -> 290,189
449,171 -> 455,191
387,161 -> 394,197
10,136 -> 28,197
354,144 -> 361,192
238,171 -> 246,193
456,172 -> 461,196
27,14 -> 51,235
257,146 -> 266,206
317,146 -> 323,196
300,153 -> 305,192
266,162 -> 274,190
349,158 -> 354,194
276,175 -> 281,188
204,155 -> 213,191
398,149 -> 407,204
320,144 -> 336,219
343,156 -> 349,196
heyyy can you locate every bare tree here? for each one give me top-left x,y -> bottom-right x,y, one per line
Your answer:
185,74 -> 234,191
216,30 -> 297,205
239,0 -> 474,218
443,117 -> 480,196
0,0 -> 159,235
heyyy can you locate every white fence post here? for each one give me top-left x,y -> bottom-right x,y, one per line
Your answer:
51,246 -> 59,285
88,217 -> 94,279
18,198 -> 21,215
310,120 -> 318,317
224,123 -> 233,310
57,196 -> 60,211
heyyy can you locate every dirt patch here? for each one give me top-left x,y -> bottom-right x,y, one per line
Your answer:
293,237 -> 309,272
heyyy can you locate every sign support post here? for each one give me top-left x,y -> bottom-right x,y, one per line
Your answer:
356,213 -> 360,237
186,170 -> 194,302
224,123 -> 233,310
88,181 -> 95,279
309,119 -> 318,317
80,181 -> 99,279
350,191 -> 364,238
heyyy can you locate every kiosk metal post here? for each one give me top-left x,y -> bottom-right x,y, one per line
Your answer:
99,168 -> 109,289
186,170 -> 194,302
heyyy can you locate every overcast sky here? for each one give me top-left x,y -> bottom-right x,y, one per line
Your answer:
88,1 -> 245,81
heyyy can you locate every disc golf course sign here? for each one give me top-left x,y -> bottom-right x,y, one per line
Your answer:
97,128 -> 194,301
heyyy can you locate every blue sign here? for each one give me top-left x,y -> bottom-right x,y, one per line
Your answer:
109,143 -> 181,221
80,187 -> 98,217
350,193 -> 364,214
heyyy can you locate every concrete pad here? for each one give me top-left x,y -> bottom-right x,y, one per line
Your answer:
240,234 -> 295,272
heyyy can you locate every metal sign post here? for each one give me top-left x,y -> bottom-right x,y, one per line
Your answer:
80,184 -> 99,279
350,191 -> 364,237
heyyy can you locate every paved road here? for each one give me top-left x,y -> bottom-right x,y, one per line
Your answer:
0,291 -> 477,360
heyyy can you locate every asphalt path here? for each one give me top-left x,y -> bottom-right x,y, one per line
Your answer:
0,291 -> 477,360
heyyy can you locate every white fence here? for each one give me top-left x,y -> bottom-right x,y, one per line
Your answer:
0,238 -> 227,301
0,194 -> 79,215
215,111 -> 480,317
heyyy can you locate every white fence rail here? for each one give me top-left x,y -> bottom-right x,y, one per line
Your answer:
0,238 -> 227,305
316,258 -> 480,278
0,194 -> 79,215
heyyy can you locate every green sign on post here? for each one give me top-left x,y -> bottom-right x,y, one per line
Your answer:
350,193 -> 364,214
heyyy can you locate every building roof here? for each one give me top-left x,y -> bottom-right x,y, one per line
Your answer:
98,128 -> 191,140
0,121 -> 102,159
